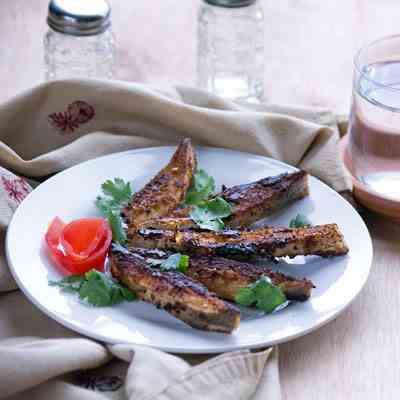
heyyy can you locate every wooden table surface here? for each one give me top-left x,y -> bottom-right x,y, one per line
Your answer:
2,1 -> 400,399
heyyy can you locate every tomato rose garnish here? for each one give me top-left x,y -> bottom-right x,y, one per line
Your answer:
45,217 -> 112,275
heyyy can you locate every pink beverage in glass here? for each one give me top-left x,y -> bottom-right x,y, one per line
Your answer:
348,36 -> 400,202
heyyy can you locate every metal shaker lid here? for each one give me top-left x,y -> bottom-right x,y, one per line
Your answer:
47,0 -> 111,36
204,0 -> 257,7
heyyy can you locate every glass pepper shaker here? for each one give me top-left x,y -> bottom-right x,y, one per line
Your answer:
44,0 -> 115,81
197,0 -> 264,102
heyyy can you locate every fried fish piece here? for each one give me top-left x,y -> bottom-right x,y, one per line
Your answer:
110,247 -> 240,334
185,256 -> 314,302
221,170 -> 309,228
124,247 -> 314,302
136,216 -> 196,231
129,224 -> 349,259
122,138 -> 196,228
134,170 -> 309,232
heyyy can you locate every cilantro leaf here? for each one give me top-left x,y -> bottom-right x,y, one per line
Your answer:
234,287 -> 257,306
95,177 -> 132,244
234,276 -> 287,314
101,178 -> 132,203
49,270 -> 136,307
107,210 -> 127,244
185,169 -> 215,205
185,169 -> 233,231
95,196 -> 120,215
202,197 -> 232,218
49,275 -> 85,293
289,214 -> 311,228
148,253 -> 189,273
79,271 -> 113,306
119,286 -> 137,301
190,197 -> 232,232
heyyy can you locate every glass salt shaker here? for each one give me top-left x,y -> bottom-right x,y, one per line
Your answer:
197,0 -> 264,102
44,0 -> 115,81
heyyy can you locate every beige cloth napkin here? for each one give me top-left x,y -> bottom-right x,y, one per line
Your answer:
0,79 -> 348,400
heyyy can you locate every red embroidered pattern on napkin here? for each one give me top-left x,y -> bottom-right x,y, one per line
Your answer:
1,175 -> 31,204
48,100 -> 95,134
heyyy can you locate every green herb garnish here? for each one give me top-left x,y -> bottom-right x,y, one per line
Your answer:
95,178 -> 133,244
148,253 -> 189,273
289,213 -> 311,228
185,169 -> 215,205
106,210 -> 127,245
48,275 -> 84,293
185,169 -> 232,231
101,178 -> 133,203
49,270 -> 136,307
234,276 -> 287,314
190,197 -> 232,231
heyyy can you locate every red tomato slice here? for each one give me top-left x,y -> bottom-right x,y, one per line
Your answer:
68,226 -> 112,274
44,217 -> 112,275
61,218 -> 109,261
45,217 -> 78,275
45,217 -> 65,248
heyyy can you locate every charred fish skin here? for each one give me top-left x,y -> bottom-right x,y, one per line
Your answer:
128,228 -> 178,250
122,138 -> 196,229
137,216 -> 197,231
185,256 -> 314,302
122,247 -> 314,302
221,170 -> 309,228
176,224 -> 349,258
129,224 -> 349,259
110,248 -> 240,334
136,170 -> 309,231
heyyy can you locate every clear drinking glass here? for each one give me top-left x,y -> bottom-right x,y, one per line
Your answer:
348,35 -> 400,202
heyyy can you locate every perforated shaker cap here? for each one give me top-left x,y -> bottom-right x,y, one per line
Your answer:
204,0 -> 256,7
47,0 -> 111,36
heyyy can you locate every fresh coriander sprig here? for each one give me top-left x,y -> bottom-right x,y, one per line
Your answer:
148,253 -> 189,273
190,197 -> 232,231
185,169 -> 215,205
289,213 -> 311,228
106,210 -> 128,245
49,270 -> 136,307
102,178 -> 132,203
185,169 -> 233,231
234,276 -> 288,314
95,178 -> 133,244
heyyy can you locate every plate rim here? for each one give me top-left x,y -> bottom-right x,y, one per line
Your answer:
6,145 -> 373,353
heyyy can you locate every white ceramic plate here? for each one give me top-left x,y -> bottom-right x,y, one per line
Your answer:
6,147 -> 372,354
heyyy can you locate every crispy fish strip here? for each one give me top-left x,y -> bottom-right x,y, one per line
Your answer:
122,138 -> 196,228
129,224 -> 349,259
186,256 -> 313,302
110,248 -> 240,334
135,170 -> 309,231
124,247 -> 314,302
221,170 -> 309,228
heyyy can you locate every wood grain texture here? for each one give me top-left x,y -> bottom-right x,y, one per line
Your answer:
1,1 -> 400,399
280,211 -> 400,400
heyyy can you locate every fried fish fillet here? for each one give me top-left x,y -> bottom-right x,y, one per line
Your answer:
122,138 -> 196,228
124,247 -> 314,302
110,247 -> 240,334
137,216 -> 196,231
186,256 -> 314,302
221,170 -> 309,228
133,170 -> 309,232
129,224 -> 349,259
